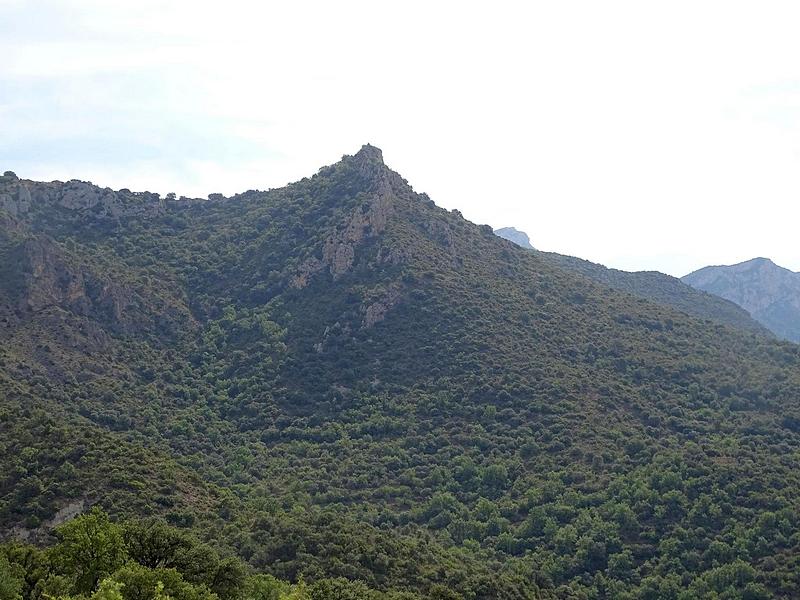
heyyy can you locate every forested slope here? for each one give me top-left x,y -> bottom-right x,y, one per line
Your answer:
1,148 -> 800,598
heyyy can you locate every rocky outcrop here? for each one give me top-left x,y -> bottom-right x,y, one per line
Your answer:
10,498 -> 87,544
0,176 -> 166,224
291,193 -> 394,288
362,285 -> 402,328
292,146 -> 401,288
8,237 -> 92,315
55,180 -> 166,219
324,190 -> 393,277
0,176 -> 32,218
1,234 -> 189,336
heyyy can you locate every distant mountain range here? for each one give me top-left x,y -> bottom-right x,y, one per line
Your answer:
493,226 -> 534,249
540,252 -> 770,335
683,257 -> 800,342
495,225 -> 800,344
494,228 -> 768,336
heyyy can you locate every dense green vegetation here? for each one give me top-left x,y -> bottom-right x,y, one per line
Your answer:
2,147 -> 800,598
0,508 -> 401,599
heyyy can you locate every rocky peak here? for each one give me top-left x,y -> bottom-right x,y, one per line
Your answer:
341,144 -> 416,199
354,143 -> 384,165
743,257 -> 779,270
290,146 -> 415,289
344,144 -> 394,189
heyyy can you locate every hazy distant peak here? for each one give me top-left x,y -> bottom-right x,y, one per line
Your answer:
736,257 -> 797,273
539,250 -> 769,336
683,256 -> 800,341
734,257 -> 777,269
494,227 -> 534,249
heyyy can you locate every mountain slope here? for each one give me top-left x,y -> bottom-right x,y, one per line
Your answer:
2,149 -> 800,598
540,251 -> 770,336
684,257 -> 800,342
491,223 -> 766,336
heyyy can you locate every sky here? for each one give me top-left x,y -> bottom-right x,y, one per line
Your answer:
2,1 -> 800,276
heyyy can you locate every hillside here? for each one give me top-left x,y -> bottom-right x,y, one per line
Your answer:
541,252 -> 770,336
492,226 -> 766,336
684,257 -> 800,342
2,148 -> 800,599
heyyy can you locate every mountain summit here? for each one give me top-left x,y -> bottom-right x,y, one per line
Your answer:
353,142 -> 384,163
683,257 -> 800,341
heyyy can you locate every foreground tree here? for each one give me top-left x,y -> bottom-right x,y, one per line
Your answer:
0,553 -> 24,600
50,508 -> 128,594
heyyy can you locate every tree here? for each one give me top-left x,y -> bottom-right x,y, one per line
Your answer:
279,579 -> 311,600
244,574 -> 289,600
123,521 -> 194,570
51,508 -> 128,594
92,579 -> 126,600
209,557 -> 247,599
0,553 -> 23,600
109,563 -> 215,600
309,577 -> 378,599
124,521 -> 222,590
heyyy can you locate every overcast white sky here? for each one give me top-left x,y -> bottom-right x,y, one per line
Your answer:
2,1 -> 800,276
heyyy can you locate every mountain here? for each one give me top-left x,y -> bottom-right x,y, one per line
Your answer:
2,148 -> 800,599
683,257 -> 800,342
540,252 -> 770,336
494,226 -> 534,249
491,226 -> 766,336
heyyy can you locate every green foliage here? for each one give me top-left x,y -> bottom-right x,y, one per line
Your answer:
50,508 -> 127,595
1,512 -> 400,600
109,563 -> 215,600
309,577 -> 380,599
90,579 -> 126,600
243,574 -> 289,600
0,553 -> 24,600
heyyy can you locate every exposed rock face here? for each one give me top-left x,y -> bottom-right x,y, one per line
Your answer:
362,285 -> 402,328
1,234 -> 188,336
49,498 -> 87,526
322,190 -> 393,278
0,176 -> 165,224
10,498 -> 87,544
292,145 -> 400,288
683,257 -> 800,342
495,227 -> 534,250
0,173 -> 191,338
9,237 -> 93,315
0,178 -> 32,218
